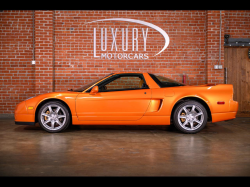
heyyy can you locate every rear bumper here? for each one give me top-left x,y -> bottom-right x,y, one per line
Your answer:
212,112 -> 237,123
230,100 -> 239,112
212,100 -> 238,123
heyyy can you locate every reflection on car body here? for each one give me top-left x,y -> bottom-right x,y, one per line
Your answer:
15,72 -> 238,133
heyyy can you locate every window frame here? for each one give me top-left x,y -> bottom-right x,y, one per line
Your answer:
149,73 -> 185,88
86,73 -> 149,93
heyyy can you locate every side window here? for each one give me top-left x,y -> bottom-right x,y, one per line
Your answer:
98,74 -> 148,92
106,76 -> 141,90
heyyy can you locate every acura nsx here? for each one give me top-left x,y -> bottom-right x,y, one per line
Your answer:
15,72 -> 238,133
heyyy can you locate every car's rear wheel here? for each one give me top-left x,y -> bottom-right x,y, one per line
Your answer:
173,100 -> 208,134
38,101 -> 70,133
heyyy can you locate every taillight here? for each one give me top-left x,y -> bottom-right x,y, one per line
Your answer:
217,101 -> 225,105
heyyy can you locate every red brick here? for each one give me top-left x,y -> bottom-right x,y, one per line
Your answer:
1,10 -> 250,114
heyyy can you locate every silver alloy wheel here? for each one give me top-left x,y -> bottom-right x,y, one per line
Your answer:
40,104 -> 66,131
177,104 -> 204,131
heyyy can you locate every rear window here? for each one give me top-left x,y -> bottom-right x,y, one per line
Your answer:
149,73 -> 184,87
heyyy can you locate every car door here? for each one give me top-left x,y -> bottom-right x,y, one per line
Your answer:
76,73 -> 151,121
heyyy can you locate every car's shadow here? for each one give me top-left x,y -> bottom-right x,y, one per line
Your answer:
14,122 -> 180,133
71,125 -> 178,132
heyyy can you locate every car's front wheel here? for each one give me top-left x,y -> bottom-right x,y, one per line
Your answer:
173,100 -> 208,134
38,101 -> 70,133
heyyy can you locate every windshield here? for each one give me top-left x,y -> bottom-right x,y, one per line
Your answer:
73,73 -> 113,92
149,73 -> 184,87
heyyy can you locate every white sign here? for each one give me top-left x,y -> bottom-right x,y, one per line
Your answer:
88,18 -> 170,59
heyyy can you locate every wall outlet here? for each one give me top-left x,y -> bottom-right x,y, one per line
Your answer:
32,60 -> 35,64
214,65 -> 222,69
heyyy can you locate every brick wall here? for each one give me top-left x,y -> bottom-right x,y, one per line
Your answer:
54,10 -> 207,92
224,10 -> 250,38
206,10 -> 225,84
35,10 -> 54,95
0,10 -> 35,113
1,10 -> 249,114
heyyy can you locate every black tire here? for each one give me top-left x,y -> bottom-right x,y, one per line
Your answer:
173,100 -> 208,134
38,101 -> 71,133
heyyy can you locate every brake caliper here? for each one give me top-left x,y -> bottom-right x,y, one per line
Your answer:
44,110 -> 50,121
180,112 -> 186,123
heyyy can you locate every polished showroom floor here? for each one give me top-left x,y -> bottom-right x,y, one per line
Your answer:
0,117 -> 250,176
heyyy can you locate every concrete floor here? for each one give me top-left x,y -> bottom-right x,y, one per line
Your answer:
0,117 -> 250,176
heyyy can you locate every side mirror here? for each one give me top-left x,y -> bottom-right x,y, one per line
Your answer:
90,86 -> 99,95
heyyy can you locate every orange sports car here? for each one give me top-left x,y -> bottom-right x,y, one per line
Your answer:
14,72 -> 238,133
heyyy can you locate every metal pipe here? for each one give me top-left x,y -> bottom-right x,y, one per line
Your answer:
224,67 -> 227,84
219,10 -> 222,65
32,10 -> 35,61
52,10 -> 55,92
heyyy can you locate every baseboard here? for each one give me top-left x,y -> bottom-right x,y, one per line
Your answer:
0,114 -> 14,119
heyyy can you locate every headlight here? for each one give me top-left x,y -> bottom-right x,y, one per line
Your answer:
26,96 -> 34,101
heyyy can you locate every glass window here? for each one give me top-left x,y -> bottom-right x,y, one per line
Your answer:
73,73 -> 113,92
98,74 -> 148,92
105,76 -> 141,90
149,73 -> 184,87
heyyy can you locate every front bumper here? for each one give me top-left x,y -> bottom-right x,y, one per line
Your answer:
14,100 -> 35,125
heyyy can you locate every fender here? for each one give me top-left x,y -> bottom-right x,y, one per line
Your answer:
170,95 -> 212,122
